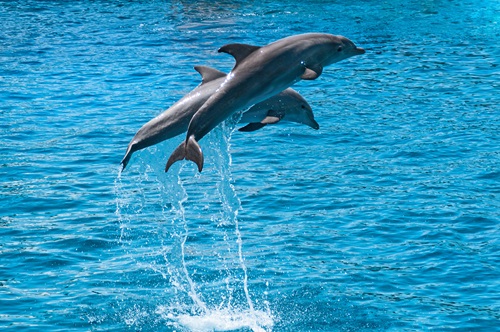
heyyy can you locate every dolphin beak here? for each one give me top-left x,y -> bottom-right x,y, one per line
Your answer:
309,118 -> 320,130
355,47 -> 365,55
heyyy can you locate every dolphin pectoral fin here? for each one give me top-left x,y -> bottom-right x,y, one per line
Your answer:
194,65 -> 226,84
185,135 -> 204,172
301,65 -> 323,80
238,110 -> 283,132
263,109 -> 284,123
261,115 -> 281,124
165,142 -> 186,172
238,122 -> 267,132
238,114 -> 282,132
218,43 -> 261,66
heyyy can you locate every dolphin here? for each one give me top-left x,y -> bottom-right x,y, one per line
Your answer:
165,33 -> 365,172
120,66 -> 316,170
238,88 -> 319,132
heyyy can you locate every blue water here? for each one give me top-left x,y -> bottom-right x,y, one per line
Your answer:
1,0 -> 499,330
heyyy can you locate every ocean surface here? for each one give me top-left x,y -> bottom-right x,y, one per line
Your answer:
1,0 -> 499,331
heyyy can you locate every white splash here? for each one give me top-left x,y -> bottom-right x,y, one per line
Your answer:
161,307 -> 274,332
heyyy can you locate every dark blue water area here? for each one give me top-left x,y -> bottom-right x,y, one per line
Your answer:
1,0 -> 499,331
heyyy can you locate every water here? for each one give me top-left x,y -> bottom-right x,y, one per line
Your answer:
1,0 -> 499,330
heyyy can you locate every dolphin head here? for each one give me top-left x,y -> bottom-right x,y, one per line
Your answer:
321,34 -> 365,65
279,89 -> 319,129
285,103 -> 320,129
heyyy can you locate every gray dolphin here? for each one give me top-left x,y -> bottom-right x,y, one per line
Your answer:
238,88 -> 319,132
165,33 -> 365,172
120,66 -> 316,170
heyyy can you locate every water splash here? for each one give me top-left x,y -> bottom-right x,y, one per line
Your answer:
162,307 -> 274,332
165,113 -> 273,331
113,114 -> 273,331
177,177 -> 208,313
214,115 -> 256,313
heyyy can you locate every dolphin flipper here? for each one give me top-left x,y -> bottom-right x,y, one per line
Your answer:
301,64 -> 323,80
261,115 -> 282,124
238,122 -> 267,132
238,112 -> 283,132
165,135 -> 204,172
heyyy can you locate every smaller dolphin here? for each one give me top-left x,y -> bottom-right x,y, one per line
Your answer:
120,66 -> 316,170
238,88 -> 319,132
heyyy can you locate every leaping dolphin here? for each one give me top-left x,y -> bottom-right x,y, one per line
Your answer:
238,87 -> 319,132
165,33 -> 365,172
120,66 -> 317,170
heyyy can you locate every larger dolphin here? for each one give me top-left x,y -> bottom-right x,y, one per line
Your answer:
120,66 -> 317,170
166,33 -> 365,172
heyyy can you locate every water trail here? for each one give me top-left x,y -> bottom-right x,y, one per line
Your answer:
215,146 -> 255,312
214,113 -> 261,319
235,210 -> 254,312
226,114 -> 255,313
114,164 -> 138,245
177,171 -> 208,313
114,154 -> 208,315
160,114 -> 273,331
114,123 -> 273,331
114,166 -> 125,241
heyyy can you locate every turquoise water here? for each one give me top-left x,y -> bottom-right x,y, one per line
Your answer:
1,0 -> 499,330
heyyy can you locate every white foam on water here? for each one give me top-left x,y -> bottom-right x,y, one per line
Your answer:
163,307 -> 274,332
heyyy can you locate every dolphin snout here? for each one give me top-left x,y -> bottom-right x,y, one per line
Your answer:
310,120 -> 320,130
355,47 -> 365,55
307,115 -> 320,130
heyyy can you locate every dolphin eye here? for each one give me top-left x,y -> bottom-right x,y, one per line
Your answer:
301,105 -> 306,109
337,46 -> 343,52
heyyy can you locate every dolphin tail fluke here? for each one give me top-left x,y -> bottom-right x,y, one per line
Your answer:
185,135 -> 204,172
165,142 -> 186,172
120,147 -> 133,171
165,136 -> 204,172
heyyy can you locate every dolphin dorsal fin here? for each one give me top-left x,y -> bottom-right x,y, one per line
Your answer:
218,43 -> 261,67
194,65 -> 226,84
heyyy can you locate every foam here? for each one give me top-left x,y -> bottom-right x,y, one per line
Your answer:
166,308 -> 274,332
